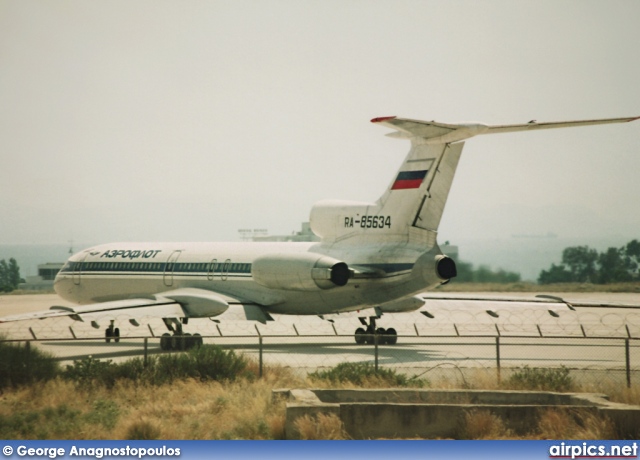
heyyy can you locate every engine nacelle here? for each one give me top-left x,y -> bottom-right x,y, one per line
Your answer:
252,253 -> 350,291
378,295 -> 424,313
435,255 -> 457,280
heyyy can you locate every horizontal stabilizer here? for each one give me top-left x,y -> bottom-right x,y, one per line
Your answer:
373,115 -> 639,144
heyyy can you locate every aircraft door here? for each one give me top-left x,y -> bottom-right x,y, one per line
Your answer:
163,250 -> 182,287
73,252 -> 90,285
207,258 -> 218,281
221,259 -> 231,281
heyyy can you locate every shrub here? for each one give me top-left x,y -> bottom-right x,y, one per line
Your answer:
62,345 -> 249,387
506,366 -> 574,392
124,418 -> 161,440
308,362 -> 427,387
0,338 -> 59,390
148,345 -> 249,385
63,356 -> 117,388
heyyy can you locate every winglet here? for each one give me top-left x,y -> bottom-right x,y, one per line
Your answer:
371,116 -> 397,123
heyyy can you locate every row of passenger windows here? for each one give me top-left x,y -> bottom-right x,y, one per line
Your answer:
65,261 -> 252,273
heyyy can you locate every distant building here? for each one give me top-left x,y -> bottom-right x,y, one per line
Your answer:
19,262 -> 63,290
441,241 -> 459,261
250,222 -> 321,242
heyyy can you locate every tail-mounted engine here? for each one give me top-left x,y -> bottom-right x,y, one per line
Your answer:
435,255 -> 457,280
252,253 -> 351,291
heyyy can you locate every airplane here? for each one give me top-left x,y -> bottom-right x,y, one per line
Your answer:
1,115 -> 638,350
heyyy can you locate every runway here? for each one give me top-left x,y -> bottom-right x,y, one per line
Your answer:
1,292 -> 639,382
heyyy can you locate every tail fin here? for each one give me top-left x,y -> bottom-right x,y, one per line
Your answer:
310,115 -> 639,244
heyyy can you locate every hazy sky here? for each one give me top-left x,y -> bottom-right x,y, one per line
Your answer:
1,0 -> 639,247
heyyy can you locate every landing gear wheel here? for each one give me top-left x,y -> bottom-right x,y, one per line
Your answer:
183,333 -> 193,350
355,327 -> 366,344
365,327 -> 375,345
173,335 -> 183,351
114,328 -> 120,343
193,333 -> 203,348
105,327 -> 113,343
385,327 -> 398,345
160,333 -> 172,351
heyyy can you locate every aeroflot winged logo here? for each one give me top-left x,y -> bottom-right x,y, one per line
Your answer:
391,170 -> 428,190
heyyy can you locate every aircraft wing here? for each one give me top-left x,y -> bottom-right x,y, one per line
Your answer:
417,293 -> 640,337
0,288 -> 274,325
421,293 -> 640,310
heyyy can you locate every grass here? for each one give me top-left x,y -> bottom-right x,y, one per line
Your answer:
506,366 -> 575,392
0,336 -> 59,390
293,413 -> 348,440
0,340 -> 638,439
459,408 -> 616,440
62,345 -> 251,388
308,362 -> 428,388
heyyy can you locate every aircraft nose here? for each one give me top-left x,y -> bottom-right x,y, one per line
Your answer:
53,266 -> 72,298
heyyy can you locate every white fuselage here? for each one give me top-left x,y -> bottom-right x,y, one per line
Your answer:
54,240 -> 445,315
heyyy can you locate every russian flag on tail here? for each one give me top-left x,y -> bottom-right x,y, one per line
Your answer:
391,170 -> 428,190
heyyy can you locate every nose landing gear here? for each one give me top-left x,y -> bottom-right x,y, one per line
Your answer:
105,320 -> 120,343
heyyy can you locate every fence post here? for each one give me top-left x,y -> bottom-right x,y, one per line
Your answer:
25,340 -> 31,377
259,336 -> 263,378
374,334 -> 379,373
625,339 -> 631,389
495,336 -> 501,384
143,338 -> 148,368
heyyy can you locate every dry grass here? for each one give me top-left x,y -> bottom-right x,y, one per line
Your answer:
1,357 -> 638,440
461,410 -> 513,439
0,364 -> 302,440
459,408 -> 617,440
577,381 -> 640,406
536,409 -> 616,439
293,413 -> 348,440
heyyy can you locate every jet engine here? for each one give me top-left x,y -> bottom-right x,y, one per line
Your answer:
252,253 -> 351,291
435,255 -> 457,280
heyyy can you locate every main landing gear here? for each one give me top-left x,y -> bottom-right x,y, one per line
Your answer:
354,315 -> 397,345
159,318 -> 203,351
105,320 -> 120,343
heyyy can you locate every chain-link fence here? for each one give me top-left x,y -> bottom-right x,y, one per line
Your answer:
2,332 -> 639,389
2,301 -> 640,389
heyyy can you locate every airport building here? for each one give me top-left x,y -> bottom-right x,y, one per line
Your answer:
245,222 -> 321,243
19,262 -> 63,291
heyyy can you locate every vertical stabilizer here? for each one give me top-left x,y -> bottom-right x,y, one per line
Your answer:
310,115 -> 639,244
375,137 -> 464,236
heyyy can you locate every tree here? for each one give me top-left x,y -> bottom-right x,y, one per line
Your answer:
0,260 -> 10,292
598,247 -> 632,284
562,246 -> 598,283
538,239 -> 640,285
0,258 -> 22,292
621,239 -> 640,279
8,258 -> 21,289
538,263 -> 574,284
453,261 -> 521,284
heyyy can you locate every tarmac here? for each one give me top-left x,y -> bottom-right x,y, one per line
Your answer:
1,292 -> 639,380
